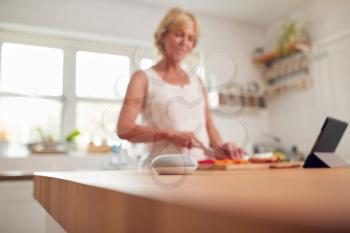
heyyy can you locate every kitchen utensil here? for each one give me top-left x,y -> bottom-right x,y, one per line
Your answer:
193,144 -> 216,158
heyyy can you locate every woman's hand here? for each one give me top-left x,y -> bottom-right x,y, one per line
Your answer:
214,142 -> 246,160
165,130 -> 204,149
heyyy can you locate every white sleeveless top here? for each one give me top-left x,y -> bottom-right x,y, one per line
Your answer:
141,68 -> 209,168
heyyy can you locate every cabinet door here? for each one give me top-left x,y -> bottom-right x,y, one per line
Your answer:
0,181 -> 46,233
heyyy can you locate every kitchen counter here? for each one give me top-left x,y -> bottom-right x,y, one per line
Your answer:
34,168 -> 350,233
0,154 -> 117,172
0,171 -> 33,181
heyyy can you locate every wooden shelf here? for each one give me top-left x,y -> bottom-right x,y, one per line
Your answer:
218,92 -> 266,110
253,50 -> 281,64
252,42 -> 312,99
211,105 -> 265,114
253,43 -> 310,65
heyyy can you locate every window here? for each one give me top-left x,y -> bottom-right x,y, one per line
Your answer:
0,97 -> 62,143
140,58 -> 153,70
76,51 -> 130,100
0,32 -> 156,154
1,43 -> 63,96
75,51 -> 130,149
0,43 -> 63,145
75,102 -> 122,150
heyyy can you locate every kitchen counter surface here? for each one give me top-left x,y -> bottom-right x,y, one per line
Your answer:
0,171 -> 33,181
0,154 -> 117,172
34,168 -> 350,233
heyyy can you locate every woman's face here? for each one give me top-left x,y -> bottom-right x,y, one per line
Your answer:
162,24 -> 195,63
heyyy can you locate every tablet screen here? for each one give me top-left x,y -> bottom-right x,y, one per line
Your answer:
310,117 -> 348,153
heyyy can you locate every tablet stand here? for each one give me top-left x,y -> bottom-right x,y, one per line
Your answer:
303,152 -> 348,168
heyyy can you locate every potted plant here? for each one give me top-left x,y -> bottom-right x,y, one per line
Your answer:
278,20 -> 310,55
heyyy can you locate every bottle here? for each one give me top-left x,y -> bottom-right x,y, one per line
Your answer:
109,144 -> 121,168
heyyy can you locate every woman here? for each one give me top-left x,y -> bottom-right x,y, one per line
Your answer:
117,8 -> 244,168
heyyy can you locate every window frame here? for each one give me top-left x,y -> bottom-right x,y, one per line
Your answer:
0,29 -> 154,142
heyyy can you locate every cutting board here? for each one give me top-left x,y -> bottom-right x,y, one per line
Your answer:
198,162 -> 302,171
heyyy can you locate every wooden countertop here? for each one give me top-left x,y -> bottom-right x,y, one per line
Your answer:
34,168 -> 350,233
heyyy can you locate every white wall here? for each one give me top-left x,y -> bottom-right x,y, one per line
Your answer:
0,0 -> 268,152
265,0 -> 350,159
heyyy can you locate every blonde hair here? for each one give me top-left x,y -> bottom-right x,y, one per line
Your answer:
154,8 -> 199,55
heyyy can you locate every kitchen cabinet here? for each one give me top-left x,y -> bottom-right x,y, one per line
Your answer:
0,154 -> 119,232
0,180 -> 46,233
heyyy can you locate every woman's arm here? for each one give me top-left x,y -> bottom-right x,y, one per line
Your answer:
197,78 -> 224,149
117,71 -> 169,142
198,77 -> 244,158
117,71 -> 203,148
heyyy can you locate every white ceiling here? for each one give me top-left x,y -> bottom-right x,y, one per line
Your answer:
125,0 -> 311,26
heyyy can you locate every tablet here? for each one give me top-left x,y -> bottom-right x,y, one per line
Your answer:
310,117 -> 348,153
